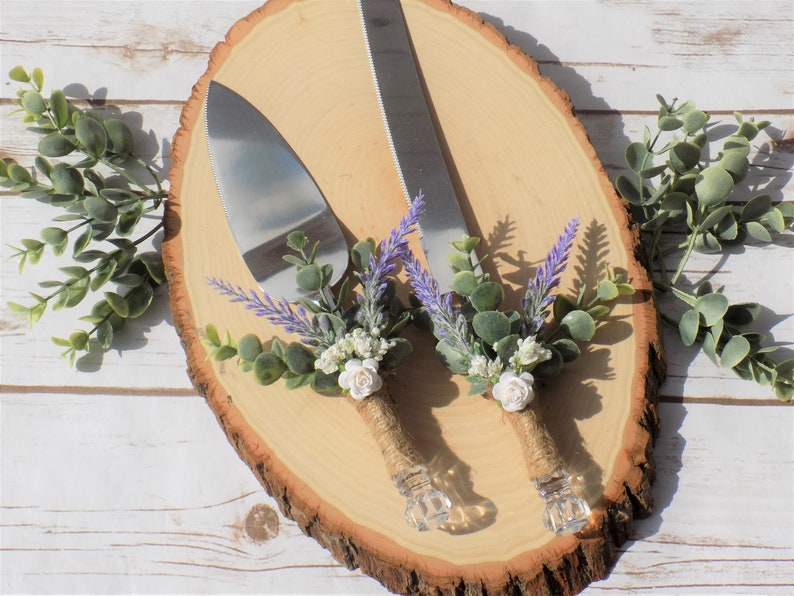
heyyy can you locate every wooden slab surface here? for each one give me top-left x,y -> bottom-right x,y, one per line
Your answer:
163,1 -> 661,592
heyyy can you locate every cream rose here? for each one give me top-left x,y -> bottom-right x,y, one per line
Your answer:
492,371 -> 535,412
338,358 -> 382,400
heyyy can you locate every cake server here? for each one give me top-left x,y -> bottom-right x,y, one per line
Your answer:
205,80 -> 348,301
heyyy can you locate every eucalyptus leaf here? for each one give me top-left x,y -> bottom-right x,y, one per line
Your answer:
104,118 -> 134,155
296,264 -> 323,292
658,116 -> 683,131
762,208 -> 785,234
7,163 -> 33,184
679,308 -> 700,346
124,284 -> 155,321
552,338 -> 580,363
596,279 -> 619,302
560,310 -> 596,341
311,370 -> 340,394
682,109 -> 709,133
140,252 -> 165,285
701,329 -> 719,365
380,337 -> 412,370
451,270 -> 478,296
285,373 -> 314,390
472,310 -> 510,345
285,342 -> 315,374
625,142 -> 652,173
41,226 -> 67,248
693,231 -> 722,254
69,330 -> 90,351
84,195 -> 118,223
9,65 -> 30,82
669,141 -> 701,173
350,239 -> 374,270
720,335 -> 751,369
205,323 -> 221,347
75,116 -> 107,157
72,224 -> 93,257
531,346 -> 563,378
21,90 -> 46,116
286,230 -> 307,251
104,291 -> 130,318
448,251 -> 473,272
50,89 -> 70,128
51,162 -> 84,195
724,302 -> 761,327
695,166 -> 733,208
470,282 -> 504,312
745,220 -> 772,243
718,150 -> 748,182
89,258 -> 117,291
96,320 -> 114,349
695,292 -> 729,326
435,340 -> 471,375
237,334 -> 264,362
116,201 -> 142,236
615,174 -> 642,205
553,294 -> 578,322
700,205 -> 733,230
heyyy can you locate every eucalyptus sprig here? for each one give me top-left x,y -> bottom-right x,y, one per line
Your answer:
406,220 -> 634,398
615,95 -> 793,400
203,197 -> 423,395
3,66 -> 166,366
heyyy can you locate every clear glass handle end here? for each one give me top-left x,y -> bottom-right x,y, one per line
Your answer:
393,465 -> 451,532
533,468 -> 591,536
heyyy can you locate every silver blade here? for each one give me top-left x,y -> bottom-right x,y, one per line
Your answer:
359,0 -> 477,291
205,80 -> 348,301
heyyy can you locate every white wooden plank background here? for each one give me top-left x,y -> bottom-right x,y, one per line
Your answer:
1,1 -> 793,594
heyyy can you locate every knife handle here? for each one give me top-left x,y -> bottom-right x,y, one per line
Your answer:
506,404 -> 592,535
352,388 -> 451,531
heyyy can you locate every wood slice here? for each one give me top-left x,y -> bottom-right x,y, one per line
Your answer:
162,0 -> 665,593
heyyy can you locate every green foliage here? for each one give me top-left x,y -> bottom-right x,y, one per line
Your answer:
615,96 -> 793,400
664,283 -> 794,400
438,235 -> 633,390
4,66 -> 167,367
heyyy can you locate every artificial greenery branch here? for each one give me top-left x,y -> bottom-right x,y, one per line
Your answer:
2,66 -> 166,366
615,95 -> 794,400
3,65 -> 792,400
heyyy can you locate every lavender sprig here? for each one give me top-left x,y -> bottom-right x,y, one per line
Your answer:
356,194 -> 425,332
402,254 -> 478,362
206,277 -> 334,347
522,217 -> 580,335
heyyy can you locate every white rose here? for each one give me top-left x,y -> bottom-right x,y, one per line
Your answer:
338,358 -> 382,400
492,371 -> 535,412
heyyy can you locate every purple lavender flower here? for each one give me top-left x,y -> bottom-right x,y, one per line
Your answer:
356,193 -> 424,332
402,253 -> 477,361
522,217 -> 580,335
206,277 -> 333,347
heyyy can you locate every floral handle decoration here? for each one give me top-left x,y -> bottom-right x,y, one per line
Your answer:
205,196 -> 450,531
403,217 -> 633,535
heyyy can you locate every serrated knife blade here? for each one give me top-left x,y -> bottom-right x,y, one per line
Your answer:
359,0 -> 477,291
205,80 -> 348,301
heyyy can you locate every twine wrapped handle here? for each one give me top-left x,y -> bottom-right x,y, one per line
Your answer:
494,391 -> 592,535
351,383 -> 451,531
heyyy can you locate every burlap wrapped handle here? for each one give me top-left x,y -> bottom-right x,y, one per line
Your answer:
350,384 -> 424,478
503,401 -> 566,480
350,383 -> 451,531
